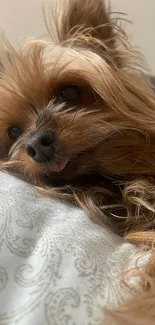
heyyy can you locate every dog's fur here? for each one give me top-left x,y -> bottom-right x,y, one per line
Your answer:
0,0 -> 155,237
1,0 -> 155,323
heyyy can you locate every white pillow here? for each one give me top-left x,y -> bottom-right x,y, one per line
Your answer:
0,172 -> 137,325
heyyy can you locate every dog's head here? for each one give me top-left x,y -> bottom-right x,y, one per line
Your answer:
0,0 -> 155,186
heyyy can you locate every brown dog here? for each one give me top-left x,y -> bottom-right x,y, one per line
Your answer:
0,0 -> 155,236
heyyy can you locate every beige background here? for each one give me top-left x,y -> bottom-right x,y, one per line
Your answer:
0,0 -> 154,73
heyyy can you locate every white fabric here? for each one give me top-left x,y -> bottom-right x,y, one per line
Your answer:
0,172 -> 138,325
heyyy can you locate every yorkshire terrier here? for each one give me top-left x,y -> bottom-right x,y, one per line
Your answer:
0,0 -> 155,238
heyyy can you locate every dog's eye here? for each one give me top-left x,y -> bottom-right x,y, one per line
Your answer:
7,125 -> 22,141
57,85 -> 81,102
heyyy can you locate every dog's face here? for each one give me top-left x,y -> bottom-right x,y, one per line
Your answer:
0,0 -> 155,186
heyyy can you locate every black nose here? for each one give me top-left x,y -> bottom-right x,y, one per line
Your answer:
26,131 -> 56,163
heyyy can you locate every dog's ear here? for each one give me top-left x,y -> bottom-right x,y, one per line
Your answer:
0,33 -> 15,77
0,62 -> 3,76
48,0 -> 124,66
0,56 -> 8,77
56,0 -> 112,41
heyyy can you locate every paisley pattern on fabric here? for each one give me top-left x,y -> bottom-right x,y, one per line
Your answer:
0,172 -> 137,325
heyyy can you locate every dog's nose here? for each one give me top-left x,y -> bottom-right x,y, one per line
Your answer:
26,131 -> 56,163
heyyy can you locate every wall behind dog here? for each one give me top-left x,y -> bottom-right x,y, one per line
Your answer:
0,0 -> 154,73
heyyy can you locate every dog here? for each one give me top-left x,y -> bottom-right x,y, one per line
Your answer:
0,0 -> 155,237
1,1 -> 155,322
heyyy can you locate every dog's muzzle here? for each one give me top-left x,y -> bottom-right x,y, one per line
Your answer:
26,131 -> 56,163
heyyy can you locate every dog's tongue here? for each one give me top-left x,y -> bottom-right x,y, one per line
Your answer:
53,159 -> 68,173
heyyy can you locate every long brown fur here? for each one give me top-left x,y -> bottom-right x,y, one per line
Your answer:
1,0 -> 155,322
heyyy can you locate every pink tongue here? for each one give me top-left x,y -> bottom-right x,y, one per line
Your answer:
53,159 -> 68,173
